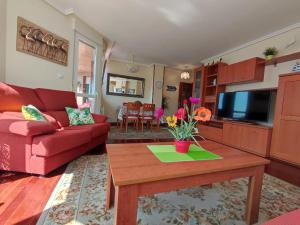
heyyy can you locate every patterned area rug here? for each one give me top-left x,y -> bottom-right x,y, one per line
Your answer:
108,126 -> 173,140
37,155 -> 300,225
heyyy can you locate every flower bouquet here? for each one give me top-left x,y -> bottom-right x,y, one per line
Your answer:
166,97 -> 212,153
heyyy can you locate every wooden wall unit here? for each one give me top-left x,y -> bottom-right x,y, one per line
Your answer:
198,124 -> 223,143
198,121 -> 272,157
192,67 -> 205,100
223,122 -> 272,157
270,72 -> 300,167
200,62 -> 227,115
219,57 -> 265,85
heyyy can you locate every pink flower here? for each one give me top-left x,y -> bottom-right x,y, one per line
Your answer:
189,97 -> 200,104
183,99 -> 188,105
155,107 -> 164,119
175,108 -> 187,120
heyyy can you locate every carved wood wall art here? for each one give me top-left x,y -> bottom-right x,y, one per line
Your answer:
16,17 -> 69,66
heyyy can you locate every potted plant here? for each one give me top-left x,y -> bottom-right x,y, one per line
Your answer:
166,97 -> 211,153
263,47 -> 278,60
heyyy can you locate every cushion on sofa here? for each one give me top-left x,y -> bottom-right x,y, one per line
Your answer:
1,111 -> 24,119
0,114 -> 55,137
40,112 -> 60,129
32,129 -> 91,157
64,122 -> 110,138
0,83 -> 45,112
92,113 -> 108,123
3,111 -> 60,129
46,111 -> 70,128
22,105 -> 47,121
35,88 -> 77,111
65,107 -> 95,126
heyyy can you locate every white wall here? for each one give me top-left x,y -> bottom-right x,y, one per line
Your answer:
0,0 -> 6,82
163,68 -> 194,115
201,26 -> 300,92
4,0 -> 104,93
152,64 -> 165,108
102,59 -> 154,121
5,0 -> 74,90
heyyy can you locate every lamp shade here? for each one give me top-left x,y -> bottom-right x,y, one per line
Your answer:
180,71 -> 190,80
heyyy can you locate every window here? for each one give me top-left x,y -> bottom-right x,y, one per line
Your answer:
74,33 -> 99,113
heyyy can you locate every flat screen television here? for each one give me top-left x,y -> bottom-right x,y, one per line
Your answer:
217,90 -> 274,123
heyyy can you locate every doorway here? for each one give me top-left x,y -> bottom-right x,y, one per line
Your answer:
178,82 -> 193,108
73,33 -> 99,113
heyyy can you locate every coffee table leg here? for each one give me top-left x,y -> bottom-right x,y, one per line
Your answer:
106,167 -> 115,210
114,185 -> 138,225
245,166 -> 264,225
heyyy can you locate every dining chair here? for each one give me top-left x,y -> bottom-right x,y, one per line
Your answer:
117,102 -> 127,129
124,102 -> 140,132
140,103 -> 155,132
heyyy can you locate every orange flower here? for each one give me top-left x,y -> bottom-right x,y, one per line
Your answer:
194,107 -> 211,121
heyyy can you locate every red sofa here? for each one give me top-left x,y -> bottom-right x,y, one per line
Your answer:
0,83 -> 110,175
262,209 -> 300,225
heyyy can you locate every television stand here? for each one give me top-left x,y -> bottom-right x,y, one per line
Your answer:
198,120 -> 273,157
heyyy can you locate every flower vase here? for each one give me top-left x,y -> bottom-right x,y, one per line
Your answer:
175,140 -> 191,153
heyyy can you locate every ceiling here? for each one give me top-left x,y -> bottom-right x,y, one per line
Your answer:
45,0 -> 300,68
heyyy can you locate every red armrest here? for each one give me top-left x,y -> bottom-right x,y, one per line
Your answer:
92,113 -> 108,123
0,115 -> 55,137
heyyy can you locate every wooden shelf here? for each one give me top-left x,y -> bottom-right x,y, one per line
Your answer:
199,62 -> 227,117
204,95 -> 216,102
259,52 -> 300,66
206,85 -> 216,88
207,73 -> 218,77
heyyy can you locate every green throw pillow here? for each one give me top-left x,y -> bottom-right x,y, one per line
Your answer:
65,107 -> 95,126
22,105 -> 47,121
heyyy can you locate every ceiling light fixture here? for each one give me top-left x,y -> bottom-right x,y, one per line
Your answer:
127,55 -> 139,73
180,71 -> 190,80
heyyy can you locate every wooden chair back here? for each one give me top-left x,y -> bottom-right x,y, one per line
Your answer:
125,102 -> 141,117
141,103 -> 155,118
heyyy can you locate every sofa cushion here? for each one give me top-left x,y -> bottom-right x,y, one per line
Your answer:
35,88 -> 77,111
92,113 -> 108,123
65,107 -> 95,126
64,122 -> 110,138
0,113 -> 55,137
32,129 -> 91,157
40,112 -> 60,129
22,105 -> 48,121
3,111 -> 60,129
1,111 -> 24,119
0,83 -> 45,112
45,111 -> 70,128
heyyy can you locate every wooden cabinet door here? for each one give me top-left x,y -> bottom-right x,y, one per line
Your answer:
220,58 -> 264,85
228,64 -> 236,83
198,124 -> 223,143
240,126 -> 272,157
218,66 -> 228,85
237,59 -> 256,82
270,73 -> 300,166
223,123 -> 242,148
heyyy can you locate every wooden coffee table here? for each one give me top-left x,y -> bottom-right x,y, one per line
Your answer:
106,141 -> 270,225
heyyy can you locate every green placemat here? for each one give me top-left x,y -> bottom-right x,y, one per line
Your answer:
147,144 -> 222,163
